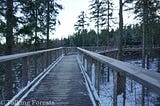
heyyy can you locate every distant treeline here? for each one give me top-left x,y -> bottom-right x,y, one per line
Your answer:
63,24 -> 160,47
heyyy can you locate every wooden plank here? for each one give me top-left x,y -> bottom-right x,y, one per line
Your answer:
78,47 -> 160,94
20,55 -> 92,106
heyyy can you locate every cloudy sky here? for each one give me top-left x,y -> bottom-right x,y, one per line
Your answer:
52,0 -> 137,39
52,0 -> 90,39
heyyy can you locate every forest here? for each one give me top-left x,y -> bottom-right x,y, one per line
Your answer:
0,0 -> 160,104
0,0 -> 63,55
0,0 -> 160,54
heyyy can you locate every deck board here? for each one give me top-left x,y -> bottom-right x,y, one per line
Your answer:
20,55 -> 92,106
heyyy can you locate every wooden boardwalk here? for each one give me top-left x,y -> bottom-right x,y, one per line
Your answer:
20,55 -> 92,106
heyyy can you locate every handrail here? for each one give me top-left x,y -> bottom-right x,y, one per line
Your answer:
83,46 -> 160,53
0,47 -> 64,102
77,47 -> 160,94
0,47 -> 63,62
5,55 -> 64,106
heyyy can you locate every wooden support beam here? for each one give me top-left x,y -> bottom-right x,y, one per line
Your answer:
113,71 -> 118,106
96,61 -> 100,96
41,53 -> 45,71
77,47 -> 160,95
22,57 -> 29,87
91,63 -> 95,87
107,66 -> 110,82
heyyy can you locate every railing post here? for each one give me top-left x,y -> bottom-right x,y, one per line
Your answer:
87,57 -> 92,79
55,49 -> 57,60
64,47 -> 67,55
57,49 -> 58,59
113,71 -> 126,106
81,53 -> 83,63
48,51 -> 52,66
142,87 -> 145,106
82,54 -> 84,66
50,51 -> 53,62
113,71 -> 118,106
84,59 -> 87,71
62,47 -> 64,56
58,49 -> 60,57
46,51 -> 49,67
34,55 -> 38,77
52,50 -> 55,61
96,61 -> 100,96
41,53 -> 45,71
101,63 -> 105,82
91,63 -> 95,87
47,51 -> 52,67
22,57 -> 29,87
5,61 -> 13,99
107,66 -> 110,82
28,58 -> 32,81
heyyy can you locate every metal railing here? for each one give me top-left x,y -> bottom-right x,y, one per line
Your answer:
0,47 -> 64,104
77,47 -> 160,106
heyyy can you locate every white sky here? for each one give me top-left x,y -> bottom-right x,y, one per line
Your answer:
52,0 -> 90,39
52,0 -> 138,39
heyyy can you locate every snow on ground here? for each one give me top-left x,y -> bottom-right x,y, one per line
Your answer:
127,58 -> 159,72
100,58 -> 160,106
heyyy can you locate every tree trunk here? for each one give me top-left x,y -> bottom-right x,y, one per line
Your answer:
46,0 -> 51,66
96,0 -> 100,47
142,0 -> 148,105
117,1 -> 126,106
47,0 -> 50,49
82,14 -> 85,47
118,0 -> 123,61
142,0 -> 148,69
97,21 -> 99,47
5,0 -> 14,99
35,9 -> 38,50
107,0 -> 110,46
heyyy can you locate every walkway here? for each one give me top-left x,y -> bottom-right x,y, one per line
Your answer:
20,55 -> 92,106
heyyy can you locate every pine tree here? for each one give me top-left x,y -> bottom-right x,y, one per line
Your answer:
0,0 -> 63,99
104,0 -> 114,46
18,0 -> 62,50
0,0 -> 33,98
89,0 -> 107,46
127,0 -> 160,68
134,0 -> 160,105
74,11 -> 89,46
46,0 -> 63,49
